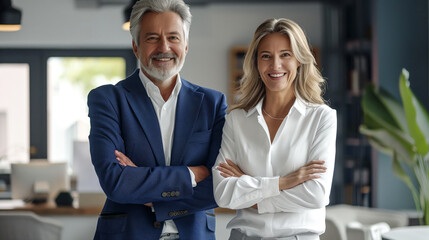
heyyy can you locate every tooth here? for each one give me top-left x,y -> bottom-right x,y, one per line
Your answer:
156,58 -> 171,61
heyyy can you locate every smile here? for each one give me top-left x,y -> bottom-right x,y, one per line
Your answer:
268,73 -> 285,78
154,58 -> 174,62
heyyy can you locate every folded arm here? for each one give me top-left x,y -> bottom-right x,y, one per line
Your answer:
257,110 -> 337,213
213,113 -> 276,209
213,109 -> 337,213
115,150 -> 210,208
215,157 -> 326,210
89,87 -> 227,221
88,87 -> 194,205
153,95 -> 227,221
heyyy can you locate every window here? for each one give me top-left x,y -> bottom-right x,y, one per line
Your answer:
47,57 -> 126,168
0,64 -> 30,166
0,49 -> 136,171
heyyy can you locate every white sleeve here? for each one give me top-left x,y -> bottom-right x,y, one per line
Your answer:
257,109 -> 337,214
212,113 -> 281,210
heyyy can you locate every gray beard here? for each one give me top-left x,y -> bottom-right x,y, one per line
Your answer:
141,53 -> 185,82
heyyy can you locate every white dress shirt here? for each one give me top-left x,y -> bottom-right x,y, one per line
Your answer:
139,70 -> 196,237
213,98 -> 337,238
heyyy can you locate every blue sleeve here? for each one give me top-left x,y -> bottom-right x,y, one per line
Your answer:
153,94 -> 227,221
87,87 -> 194,204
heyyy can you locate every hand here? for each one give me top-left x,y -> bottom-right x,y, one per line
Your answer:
217,159 -> 245,178
188,165 -> 210,183
250,204 -> 258,209
279,160 -> 326,191
115,150 -> 137,167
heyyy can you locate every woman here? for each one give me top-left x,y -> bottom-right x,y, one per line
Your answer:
212,18 -> 337,240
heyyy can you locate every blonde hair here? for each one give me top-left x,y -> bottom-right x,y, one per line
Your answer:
231,18 -> 325,111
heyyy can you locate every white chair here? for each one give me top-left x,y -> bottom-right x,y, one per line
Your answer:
346,221 -> 390,240
320,204 -> 409,240
0,211 -> 62,240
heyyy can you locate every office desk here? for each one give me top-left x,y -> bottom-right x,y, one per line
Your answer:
0,200 -> 236,240
0,200 -> 102,240
0,200 -> 102,215
3,202 -> 101,215
382,226 -> 429,240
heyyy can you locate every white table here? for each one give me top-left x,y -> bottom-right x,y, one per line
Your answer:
382,226 -> 429,240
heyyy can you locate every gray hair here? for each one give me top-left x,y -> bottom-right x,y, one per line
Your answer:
130,0 -> 192,46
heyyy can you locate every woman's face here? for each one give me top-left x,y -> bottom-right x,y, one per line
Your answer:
257,33 -> 300,96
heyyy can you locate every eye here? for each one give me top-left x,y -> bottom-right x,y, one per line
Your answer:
260,54 -> 271,59
145,36 -> 159,43
282,52 -> 291,57
168,36 -> 180,42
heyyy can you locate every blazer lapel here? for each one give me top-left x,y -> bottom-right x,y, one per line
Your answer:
122,71 -> 165,166
171,80 -> 204,165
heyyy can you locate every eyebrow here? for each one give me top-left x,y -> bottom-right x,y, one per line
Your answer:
259,49 -> 291,54
167,31 -> 181,35
144,31 -> 181,37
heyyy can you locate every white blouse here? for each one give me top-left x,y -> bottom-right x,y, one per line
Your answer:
212,98 -> 337,238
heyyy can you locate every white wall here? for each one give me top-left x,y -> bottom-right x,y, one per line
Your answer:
0,0 -> 131,48
1,0 -> 323,97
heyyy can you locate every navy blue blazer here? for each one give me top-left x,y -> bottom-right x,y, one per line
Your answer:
87,69 -> 227,240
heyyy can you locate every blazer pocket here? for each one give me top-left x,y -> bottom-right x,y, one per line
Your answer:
97,212 -> 128,234
206,211 -> 216,232
188,129 -> 212,143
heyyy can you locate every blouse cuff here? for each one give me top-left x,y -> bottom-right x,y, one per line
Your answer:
258,176 -> 280,213
261,176 -> 280,198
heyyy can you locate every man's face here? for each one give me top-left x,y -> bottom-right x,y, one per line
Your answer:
132,11 -> 188,83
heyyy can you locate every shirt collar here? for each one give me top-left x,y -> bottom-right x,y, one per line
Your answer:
245,97 -> 307,118
138,69 -> 182,103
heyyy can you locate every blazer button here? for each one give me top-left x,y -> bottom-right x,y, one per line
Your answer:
166,192 -> 171,197
171,191 -> 176,197
175,191 -> 180,196
162,192 -> 167,197
153,222 -> 162,228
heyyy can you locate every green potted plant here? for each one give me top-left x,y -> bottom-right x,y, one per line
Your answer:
359,68 -> 429,225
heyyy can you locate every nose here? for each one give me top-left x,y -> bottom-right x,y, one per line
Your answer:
157,37 -> 170,52
272,55 -> 281,70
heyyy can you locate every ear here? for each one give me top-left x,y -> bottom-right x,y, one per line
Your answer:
132,41 -> 139,58
184,43 -> 189,55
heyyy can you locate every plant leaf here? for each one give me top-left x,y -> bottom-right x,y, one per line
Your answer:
399,68 -> 429,155
392,152 -> 421,212
378,88 -> 409,133
362,84 -> 402,131
360,125 -> 415,166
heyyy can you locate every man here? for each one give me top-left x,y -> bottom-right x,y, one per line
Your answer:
87,0 -> 226,239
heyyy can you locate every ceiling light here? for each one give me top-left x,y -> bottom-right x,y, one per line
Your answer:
0,0 -> 22,32
122,0 -> 137,31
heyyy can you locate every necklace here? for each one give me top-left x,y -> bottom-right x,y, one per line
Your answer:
262,108 -> 285,120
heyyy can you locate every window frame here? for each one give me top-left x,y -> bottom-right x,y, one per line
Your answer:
0,48 -> 137,160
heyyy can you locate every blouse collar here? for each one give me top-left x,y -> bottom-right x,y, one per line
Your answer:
245,97 -> 308,118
